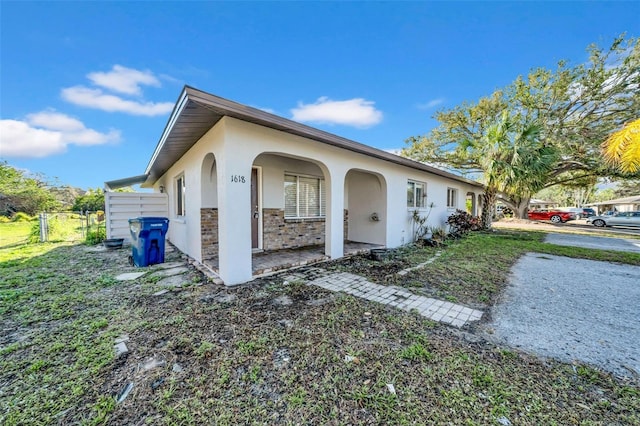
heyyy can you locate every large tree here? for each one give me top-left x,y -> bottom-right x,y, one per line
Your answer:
72,188 -> 105,212
0,162 -> 60,216
404,35 -> 640,221
614,179 -> 640,197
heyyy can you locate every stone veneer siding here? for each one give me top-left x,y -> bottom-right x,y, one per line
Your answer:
200,208 -> 218,260
201,208 -> 349,256
262,209 -> 349,251
343,209 -> 348,240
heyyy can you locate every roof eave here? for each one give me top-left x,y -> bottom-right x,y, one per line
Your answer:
104,174 -> 150,191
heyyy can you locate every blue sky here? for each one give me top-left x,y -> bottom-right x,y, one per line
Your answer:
1,1 -> 638,189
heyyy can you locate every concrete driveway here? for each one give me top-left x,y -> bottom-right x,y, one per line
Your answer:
484,234 -> 640,379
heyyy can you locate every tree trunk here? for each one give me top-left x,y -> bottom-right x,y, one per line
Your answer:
502,196 -> 531,219
480,189 -> 497,229
515,202 -> 529,219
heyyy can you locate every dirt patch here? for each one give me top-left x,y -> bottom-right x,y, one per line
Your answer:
320,252 -> 412,279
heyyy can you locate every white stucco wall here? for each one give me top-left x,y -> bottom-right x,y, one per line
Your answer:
345,170 -> 386,245
154,116 -> 482,284
153,118 -> 227,262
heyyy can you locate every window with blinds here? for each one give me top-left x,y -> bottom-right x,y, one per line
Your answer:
284,174 -> 325,218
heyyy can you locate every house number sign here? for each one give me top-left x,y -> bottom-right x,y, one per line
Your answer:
230,175 -> 246,183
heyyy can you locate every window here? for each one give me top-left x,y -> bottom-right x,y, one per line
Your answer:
447,188 -> 458,208
176,174 -> 186,216
407,180 -> 426,208
284,174 -> 325,218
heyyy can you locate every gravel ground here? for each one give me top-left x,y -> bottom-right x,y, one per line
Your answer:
484,253 -> 640,379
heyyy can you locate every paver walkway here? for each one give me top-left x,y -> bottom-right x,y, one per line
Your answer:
285,268 -> 482,327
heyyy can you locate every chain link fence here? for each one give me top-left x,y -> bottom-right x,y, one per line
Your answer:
36,211 -> 105,243
0,212 -> 108,250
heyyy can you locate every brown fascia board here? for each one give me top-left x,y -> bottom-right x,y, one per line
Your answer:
145,85 -> 484,189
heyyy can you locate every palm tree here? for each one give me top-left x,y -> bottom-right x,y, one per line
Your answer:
602,119 -> 640,174
477,112 -> 558,228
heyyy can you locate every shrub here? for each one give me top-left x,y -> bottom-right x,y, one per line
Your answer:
0,215 -> 10,223
446,209 -> 480,237
28,222 -> 41,243
12,212 -> 35,222
85,226 -> 106,245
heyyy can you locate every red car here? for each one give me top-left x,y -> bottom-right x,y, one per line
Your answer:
527,209 -> 576,223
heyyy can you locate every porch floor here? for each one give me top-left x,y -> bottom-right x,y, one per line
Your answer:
203,241 -> 383,278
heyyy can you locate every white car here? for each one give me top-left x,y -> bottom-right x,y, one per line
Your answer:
587,211 -> 640,228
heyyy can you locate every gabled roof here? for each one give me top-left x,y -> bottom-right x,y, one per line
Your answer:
144,85 -> 483,188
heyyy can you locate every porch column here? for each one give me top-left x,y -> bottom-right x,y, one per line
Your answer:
216,148 -> 253,285
325,166 -> 346,259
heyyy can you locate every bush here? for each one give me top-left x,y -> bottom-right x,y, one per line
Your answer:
446,209 -> 480,237
12,212 -> 35,222
28,222 -> 41,243
0,215 -> 10,223
85,226 -> 106,245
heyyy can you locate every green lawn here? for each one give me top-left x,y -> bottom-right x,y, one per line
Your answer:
325,230 -> 640,306
1,231 -> 638,425
0,215 -> 97,249
0,222 -> 33,249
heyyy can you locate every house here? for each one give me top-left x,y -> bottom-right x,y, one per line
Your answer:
528,198 -> 559,210
106,86 -> 484,285
584,195 -> 640,214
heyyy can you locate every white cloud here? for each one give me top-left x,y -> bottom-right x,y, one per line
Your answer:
26,111 -> 85,132
0,111 -> 120,158
290,97 -> 383,128
61,86 -> 174,116
60,65 -> 174,116
417,98 -> 444,109
0,120 -> 65,158
87,65 -> 161,96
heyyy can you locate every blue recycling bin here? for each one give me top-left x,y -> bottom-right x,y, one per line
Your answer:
128,217 -> 170,267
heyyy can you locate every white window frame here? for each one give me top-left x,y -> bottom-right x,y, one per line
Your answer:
175,174 -> 186,217
407,180 -> 427,209
284,173 -> 325,219
447,187 -> 458,209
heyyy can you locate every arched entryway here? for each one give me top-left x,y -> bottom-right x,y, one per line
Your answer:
344,169 -> 387,249
251,152 -> 332,274
466,191 -> 477,215
200,153 -> 218,265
